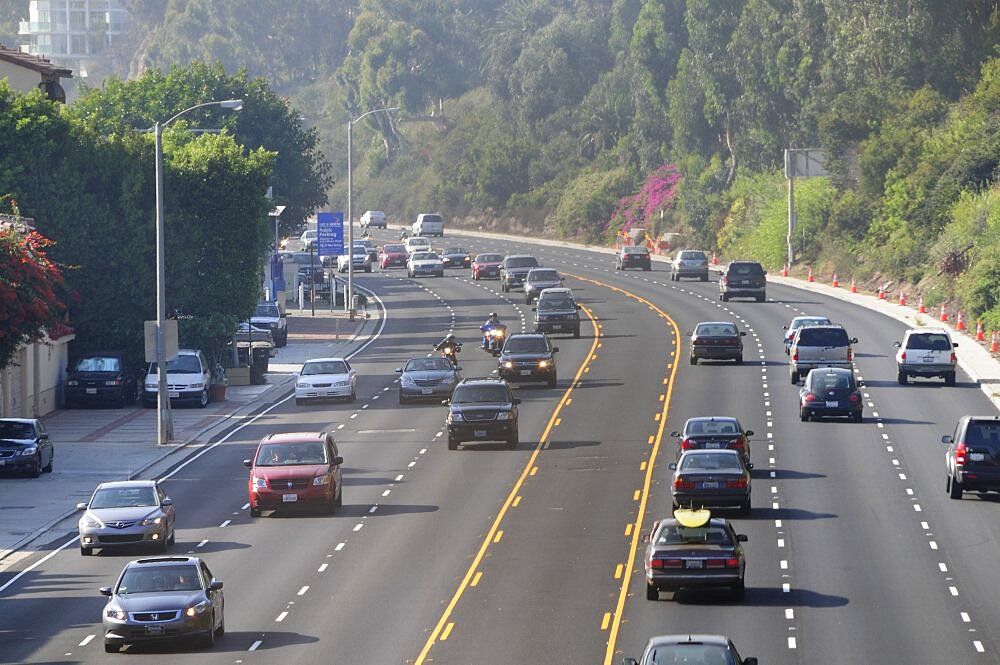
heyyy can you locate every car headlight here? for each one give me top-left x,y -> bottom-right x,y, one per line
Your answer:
538,360 -> 549,368
496,411 -> 511,421
400,376 -> 416,387
105,605 -> 127,622
81,514 -> 104,528
503,361 -> 513,369
145,381 -> 157,390
140,515 -> 163,526
188,382 -> 205,390
66,380 -> 79,386
252,476 -> 268,489
185,600 -> 209,617
312,475 -> 332,486
20,446 -> 37,456
104,379 -> 122,386
335,380 -> 351,387
448,412 -> 463,423
296,381 -> 311,389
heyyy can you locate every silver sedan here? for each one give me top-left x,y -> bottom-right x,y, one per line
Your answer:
397,357 -> 461,403
78,480 -> 176,556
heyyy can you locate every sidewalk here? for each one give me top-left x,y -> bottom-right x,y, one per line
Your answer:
0,306 -> 379,566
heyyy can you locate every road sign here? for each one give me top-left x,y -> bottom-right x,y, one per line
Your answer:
784,149 -> 829,178
317,212 -> 344,256
144,320 -> 178,363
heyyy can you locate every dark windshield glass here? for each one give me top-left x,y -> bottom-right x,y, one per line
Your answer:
695,323 -> 737,336
528,269 -> 560,281
452,385 -> 510,403
412,252 -> 438,261
405,358 -> 453,372
420,214 -> 443,224
679,251 -> 706,260
906,333 -> 952,351
75,356 -> 122,372
256,442 -> 329,466
685,419 -> 739,435
538,295 -> 576,310
444,248 -> 467,254
0,421 -> 36,439
119,565 -> 201,594
810,371 -> 853,391
301,361 -> 348,375
623,246 -> 648,254
505,257 -> 538,269
91,486 -> 157,509
653,524 -> 734,546
729,263 -> 763,275
254,304 -> 280,318
680,452 -> 742,471
798,328 -> 849,346
475,254 -> 503,263
503,338 -> 548,353
148,355 -> 202,374
383,244 -> 405,253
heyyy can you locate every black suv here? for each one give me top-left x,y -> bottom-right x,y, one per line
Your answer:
498,333 -> 558,387
64,352 -> 137,408
943,415 -> 1000,500
720,261 -> 766,302
616,245 -> 651,271
446,378 -> 520,450
533,288 -> 581,337
499,255 -> 540,292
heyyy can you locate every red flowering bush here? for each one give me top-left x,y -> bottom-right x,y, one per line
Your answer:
0,228 -> 70,370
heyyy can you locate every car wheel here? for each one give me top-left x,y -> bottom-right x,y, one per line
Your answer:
573,327 -> 580,339
399,392 -> 408,404
720,293 -> 729,301
701,274 -> 708,282
502,282 -> 509,292
547,373 -> 557,388
739,498 -> 751,516
732,578 -> 746,601
507,433 -> 518,449
81,544 -> 93,556
948,474 -> 963,500
646,583 -> 659,601
734,354 -> 743,365
157,534 -> 169,553
198,388 -> 209,408
690,355 -> 698,365
202,613 -> 216,648
365,266 -> 372,273
852,411 -> 863,423
168,526 -> 176,546
335,485 -> 343,508
669,273 -> 675,281
114,390 -> 126,408
945,371 -> 956,386
325,494 -> 337,515
757,294 -> 766,302
448,437 -> 459,450
43,455 -> 53,473
645,266 -> 652,272
104,642 -> 119,653
215,613 -> 225,637
250,506 -> 261,517
799,409 -> 809,422
790,370 -> 799,384
897,370 -> 907,384
349,387 -> 357,402
28,461 -> 40,478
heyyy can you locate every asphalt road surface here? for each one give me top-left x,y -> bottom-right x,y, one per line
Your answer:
1,230 -> 997,665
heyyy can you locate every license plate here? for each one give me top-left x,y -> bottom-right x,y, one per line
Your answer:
520,369 -> 532,376
86,388 -> 97,395
701,481 -> 719,489
826,400 -> 839,408
282,494 -> 298,503
145,626 -> 164,635
685,560 -> 703,569
706,442 -> 721,449
551,324 -> 562,330
923,356 -> 934,362
970,452 -> 986,462
474,429 -> 487,438
168,391 -> 180,398
0,460 -> 5,466
739,280 -> 750,285
421,388 -> 433,395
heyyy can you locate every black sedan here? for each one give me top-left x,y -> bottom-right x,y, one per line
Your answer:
671,416 -> 753,466
440,247 -> 472,269
799,367 -> 863,422
0,418 -> 54,477
670,449 -> 752,515
643,510 -> 748,601
624,634 -> 757,665
689,321 -> 745,364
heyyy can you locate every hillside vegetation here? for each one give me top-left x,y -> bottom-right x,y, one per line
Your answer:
111,1 -> 1000,323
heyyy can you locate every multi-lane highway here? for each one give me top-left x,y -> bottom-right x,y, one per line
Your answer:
1,229 -> 997,664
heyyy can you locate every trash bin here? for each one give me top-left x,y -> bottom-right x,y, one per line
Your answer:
250,343 -> 272,384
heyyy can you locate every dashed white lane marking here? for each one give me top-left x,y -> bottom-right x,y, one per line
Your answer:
780,560 -> 788,570
79,635 -> 95,647
974,641 -> 984,653
382,489 -> 391,497
961,612 -> 971,623
249,640 -> 263,651
929,541 -> 938,550
275,611 -> 288,622
395,474 -> 404,481
785,608 -> 794,620
335,542 -> 345,551
318,563 -> 329,572
949,586 -> 960,596
420,448 -> 427,454
297,586 -> 309,596
788,637 -> 797,649
353,523 -> 364,532
197,539 -> 208,548
220,519 -> 231,528
242,502 -> 250,510
783,583 -> 791,593
369,505 -> 379,513
408,461 -> 416,467
938,563 -> 948,572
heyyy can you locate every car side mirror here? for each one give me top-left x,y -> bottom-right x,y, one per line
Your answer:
782,325 -> 788,330
763,270 -> 768,275
441,399 -> 450,406
623,659 -> 640,665
641,533 -> 651,543
243,459 -> 253,468
331,456 -> 344,466
953,342 -> 959,348
161,498 -> 173,507
552,347 -> 559,353
76,502 -> 88,511
941,435 -> 953,444
746,462 -> 754,470
531,307 -> 537,312
893,341 -> 901,348
737,534 -> 748,542
850,337 -> 858,344
744,430 -> 754,437
668,462 -> 677,470
209,580 -> 224,591
576,304 -> 581,310
512,398 -> 521,405
669,431 -> 680,438
99,586 -> 113,596
740,331 -> 747,336
395,368 -> 402,373
744,659 -> 758,665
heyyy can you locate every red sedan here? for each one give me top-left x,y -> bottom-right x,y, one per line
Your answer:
379,243 -> 408,269
472,253 -> 504,280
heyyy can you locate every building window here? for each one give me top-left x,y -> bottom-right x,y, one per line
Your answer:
70,34 -> 87,55
51,34 -> 67,55
69,10 -> 85,29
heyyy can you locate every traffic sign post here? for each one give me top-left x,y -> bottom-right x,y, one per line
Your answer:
317,211 -> 344,257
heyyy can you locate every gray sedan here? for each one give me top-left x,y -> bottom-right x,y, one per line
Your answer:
397,357 -> 460,403
78,480 -> 176,556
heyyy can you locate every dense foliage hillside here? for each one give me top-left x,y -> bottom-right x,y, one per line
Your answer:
93,1 -> 1000,325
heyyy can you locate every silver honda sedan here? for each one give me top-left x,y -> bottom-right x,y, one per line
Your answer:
397,356 -> 461,403
78,480 -> 176,556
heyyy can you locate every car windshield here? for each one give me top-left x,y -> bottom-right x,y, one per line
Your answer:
624,246 -> 648,254
0,421 -> 36,439
90,486 -> 157,509
404,358 -> 453,372
680,453 -> 742,471
906,333 -> 952,351
148,355 -> 202,374
383,244 -> 405,253
452,385 -> 510,404
444,248 -> 467,255
791,317 -> 831,330
256,442 -> 329,466
75,356 -> 121,372
729,263 -> 763,275
505,257 -> 538,269
420,214 -> 443,224
408,239 -> 430,247
679,251 -> 706,260
797,328 -> 849,346
301,361 -> 348,375
412,252 -> 438,261
695,323 -> 738,337
475,254 -> 503,263
254,304 -> 280,318
646,644 -> 735,665
118,565 -> 201,594
685,419 -> 739,435
528,269 -> 560,281
538,295 -> 576,310
653,524 -> 734,546
965,421 -> 1000,447
503,338 -> 548,353
302,230 -> 317,239
811,372 -> 852,391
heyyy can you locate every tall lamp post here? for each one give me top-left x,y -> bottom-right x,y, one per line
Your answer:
153,98 -> 243,445
346,107 -> 398,312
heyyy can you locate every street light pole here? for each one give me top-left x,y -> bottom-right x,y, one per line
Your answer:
346,107 -> 398,312
153,98 -> 243,445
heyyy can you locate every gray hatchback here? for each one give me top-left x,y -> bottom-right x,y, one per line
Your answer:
78,480 -> 176,556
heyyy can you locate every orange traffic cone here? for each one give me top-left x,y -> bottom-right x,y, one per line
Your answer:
850,278 -> 858,293
976,320 -> 985,341
711,253 -> 718,266
940,304 -> 949,322
956,311 -> 966,331
898,291 -> 907,306
878,287 -> 886,300
990,331 -> 999,353
807,267 -> 814,282
782,264 -> 788,277
832,273 -> 840,288
918,296 -> 926,313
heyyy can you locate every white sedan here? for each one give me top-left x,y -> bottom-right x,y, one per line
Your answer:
407,251 -> 445,278
295,358 -> 357,404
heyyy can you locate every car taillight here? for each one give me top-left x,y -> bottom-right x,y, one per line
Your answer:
729,438 -> 744,449
847,346 -> 853,362
649,557 -> 664,569
955,441 -> 967,466
726,558 -> 740,568
725,478 -> 748,489
804,393 -> 817,402
951,352 -> 958,363
900,351 -> 907,361
723,276 -> 729,285
664,559 -> 683,568
849,393 -> 861,403
792,350 -> 798,361
681,438 -> 696,449
705,559 -> 725,569
674,476 -> 695,489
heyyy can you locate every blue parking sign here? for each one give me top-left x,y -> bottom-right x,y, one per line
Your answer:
317,212 -> 344,256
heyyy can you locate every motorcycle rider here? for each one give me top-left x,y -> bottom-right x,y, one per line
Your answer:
434,333 -> 462,366
399,229 -> 408,240
480,312 -> 506,349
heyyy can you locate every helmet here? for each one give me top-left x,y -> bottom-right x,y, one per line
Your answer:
489,312 -> 498,318
446,333 -> 456,340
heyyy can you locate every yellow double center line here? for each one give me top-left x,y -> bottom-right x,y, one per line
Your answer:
413,305 -> 603,664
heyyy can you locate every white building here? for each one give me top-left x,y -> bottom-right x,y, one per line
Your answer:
0,44 -> 73,102
17,0 -> 131,82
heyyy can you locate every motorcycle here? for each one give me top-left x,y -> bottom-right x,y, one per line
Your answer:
481,324 -> 508,356
437,342 -> 461,368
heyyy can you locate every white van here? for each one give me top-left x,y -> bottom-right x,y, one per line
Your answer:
360,210 -> 386,229
142,349 -> 212,408
412,213 -> 444,237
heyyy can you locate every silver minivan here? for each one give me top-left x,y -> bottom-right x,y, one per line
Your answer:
789,325 -> 857,383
